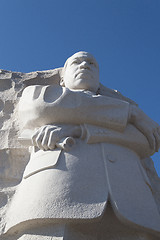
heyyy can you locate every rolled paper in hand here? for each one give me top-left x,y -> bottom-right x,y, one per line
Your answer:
56,137 -> 75,152
18,129 -> 75,151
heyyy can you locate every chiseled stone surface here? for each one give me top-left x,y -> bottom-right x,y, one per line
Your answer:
0,68 -> 62,236
0,52 -> 160,240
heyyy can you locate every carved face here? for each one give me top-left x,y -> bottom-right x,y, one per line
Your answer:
62,51 -> 99,92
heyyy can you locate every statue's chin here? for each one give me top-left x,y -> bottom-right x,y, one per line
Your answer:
68,78 -> 99,93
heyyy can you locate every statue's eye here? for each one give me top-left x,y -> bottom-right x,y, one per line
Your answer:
71,61 -> 78,65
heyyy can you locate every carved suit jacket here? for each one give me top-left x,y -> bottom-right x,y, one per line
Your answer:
5,85 -> 160,234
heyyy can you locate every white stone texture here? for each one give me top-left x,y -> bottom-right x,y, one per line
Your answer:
0,60 -> 160,240
0,68 -> 62,236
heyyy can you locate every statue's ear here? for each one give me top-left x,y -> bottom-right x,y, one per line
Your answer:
60,77 -> 65,87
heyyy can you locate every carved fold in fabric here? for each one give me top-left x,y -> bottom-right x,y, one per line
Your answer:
18,85 -> 130,132
84,123 -> 153,159
23,148 -> 62,179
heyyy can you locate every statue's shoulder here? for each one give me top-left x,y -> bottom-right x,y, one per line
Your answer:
99,83 -> 138,106
21,84 -> 63,100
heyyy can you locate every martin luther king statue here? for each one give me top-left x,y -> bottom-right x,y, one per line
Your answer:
3,51 -> 160,240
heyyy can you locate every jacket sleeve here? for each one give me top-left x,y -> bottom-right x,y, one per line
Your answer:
18,85 -> 130,132
82,123 -> 153,158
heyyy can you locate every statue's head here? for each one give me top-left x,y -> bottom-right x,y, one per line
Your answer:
61,51 -> 99,93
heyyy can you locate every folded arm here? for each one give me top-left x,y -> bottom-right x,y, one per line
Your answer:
128,105 -> 160,152
18,85 -> 160,153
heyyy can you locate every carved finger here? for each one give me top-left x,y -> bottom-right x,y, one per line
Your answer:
35,133 -> 45,149
35,126 -> 49,150
153,131 -> 160,152
48,131 -> 58,150
31,126 -> 46,145
41,128 -> 52,150
157,127 -> 160,136
146,132 -> 156,151
32,130 -> 41,146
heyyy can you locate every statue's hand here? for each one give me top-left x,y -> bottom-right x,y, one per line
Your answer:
129,105 -> 160,152
31,125 -> 81,150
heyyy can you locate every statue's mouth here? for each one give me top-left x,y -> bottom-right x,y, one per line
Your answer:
75,70 -> 91,78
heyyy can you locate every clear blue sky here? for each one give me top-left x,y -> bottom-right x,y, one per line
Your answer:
0,0 -> 160,174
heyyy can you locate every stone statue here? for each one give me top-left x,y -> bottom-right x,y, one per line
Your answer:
1,51 -> 160,240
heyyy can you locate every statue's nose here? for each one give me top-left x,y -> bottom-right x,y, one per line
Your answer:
80,61 -> 89,69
